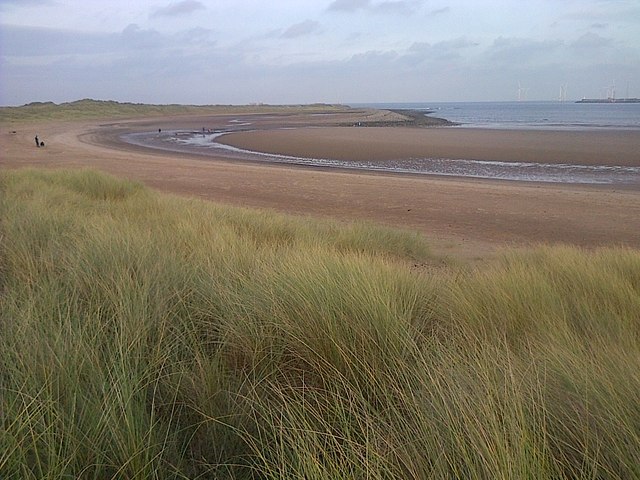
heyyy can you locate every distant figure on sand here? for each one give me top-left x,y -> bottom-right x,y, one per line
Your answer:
35,135 -> 39,147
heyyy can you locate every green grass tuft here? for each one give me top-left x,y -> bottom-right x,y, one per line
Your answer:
1,168 -> 639,479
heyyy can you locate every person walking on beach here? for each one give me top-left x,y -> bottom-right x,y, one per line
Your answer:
35,135 -> 40,147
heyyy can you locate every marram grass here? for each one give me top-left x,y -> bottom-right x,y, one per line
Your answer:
1,169 -> 639,479
0,98 -> 348,124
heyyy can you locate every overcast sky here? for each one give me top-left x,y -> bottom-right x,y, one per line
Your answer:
1,0 -> 639,105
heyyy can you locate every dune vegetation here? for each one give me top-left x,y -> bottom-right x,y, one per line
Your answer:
0,99 -> 347,124
1,168 -> 639,479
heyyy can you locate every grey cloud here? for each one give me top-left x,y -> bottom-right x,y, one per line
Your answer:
4,29 -> 639,106
281,20 -> 321,39
327,0 -> 370,12
590,22 -> 607,29
327,0 -> 422,14
1,24 -> 232,105
571,32 -> 613,49
175,27 -> 216,45
3,49 -> 213,105
407,37 -> 477,62
562,4 -> 640,23
435,37 -> 478,50
429,6 -> 450,16
121,24 -> 166,49
0,0 -> 50,7
151,0 -> 205,18
375,0 -> 424,15
0,24 -> 116,56
431,6 -> 450,15
347,49 -> 400,68
0,23 -> 213,57
488,36 -> 563,64
375,1 -> 417,15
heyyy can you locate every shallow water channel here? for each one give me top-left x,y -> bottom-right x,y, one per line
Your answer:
122,129 -> 640,186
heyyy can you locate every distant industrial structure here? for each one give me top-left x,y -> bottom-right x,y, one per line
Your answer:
576,97 -> 640,103
577,81 -> 640,103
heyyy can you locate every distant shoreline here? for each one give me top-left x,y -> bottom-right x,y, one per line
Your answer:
350,101 -> 640,130
339,109 -> 458,127
576,98 -> 640,104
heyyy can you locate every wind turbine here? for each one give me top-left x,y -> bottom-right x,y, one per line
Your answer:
559,83 -> 568,102
517,82 -> 529,102
609,80 -> 616,100
602,81 -> 616,101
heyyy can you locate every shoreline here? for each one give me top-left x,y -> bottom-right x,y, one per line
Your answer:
2,109 -> 640,260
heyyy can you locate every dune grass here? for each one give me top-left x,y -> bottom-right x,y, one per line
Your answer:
1,169 -> 639,479
0,98 -> 348,124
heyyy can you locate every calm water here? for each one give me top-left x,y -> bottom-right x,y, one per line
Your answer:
351,101 -> 640,130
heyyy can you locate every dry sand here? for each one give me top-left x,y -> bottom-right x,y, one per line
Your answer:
2,109 -> 639,261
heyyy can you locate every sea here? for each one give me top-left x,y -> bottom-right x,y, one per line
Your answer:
350,101 -> 640,130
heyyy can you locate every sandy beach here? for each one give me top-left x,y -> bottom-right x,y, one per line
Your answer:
2,108 -> 640,260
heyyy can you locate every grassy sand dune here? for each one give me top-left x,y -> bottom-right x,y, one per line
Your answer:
0,98 -> 349,123
1,169 -> 639,479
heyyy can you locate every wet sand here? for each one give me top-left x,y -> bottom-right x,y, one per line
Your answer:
2,109 -> 640,260
218,127 -> 640,166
